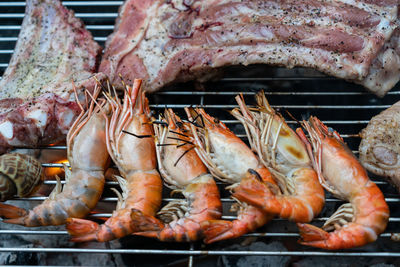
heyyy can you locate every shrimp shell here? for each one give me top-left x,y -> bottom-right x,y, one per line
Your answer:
231,92 -> 324,223
0,82 -> 110,226
297,116 -> 389,250
132,109 -> 222,242
66,79 -> 163,242
185,107 -> 277,243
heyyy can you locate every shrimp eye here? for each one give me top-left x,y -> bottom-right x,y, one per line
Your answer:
214,118 -> 220,123
247,168 -> 262,182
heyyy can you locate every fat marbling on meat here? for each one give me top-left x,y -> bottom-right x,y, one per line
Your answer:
100,0 -> 399,96
359,101 -> 400,192
359,24 -> 400,97
0,0 -> 104,153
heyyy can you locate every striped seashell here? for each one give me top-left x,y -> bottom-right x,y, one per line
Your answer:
0,153 -> 44,201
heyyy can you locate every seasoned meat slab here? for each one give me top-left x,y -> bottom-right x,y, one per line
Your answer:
359,101 -> 400,191
359,23 -> 400,97
0,0 -> 104,153
100,0 -> 399,95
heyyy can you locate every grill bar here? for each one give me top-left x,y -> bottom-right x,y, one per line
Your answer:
0,13 -> 118,18
0,1 -> 123,6
151,90 -> 400,95
0,37 -> 108,41
0,25 -> 115,30
147,104 -> 392,109
12,196 -> 400,204
0,230 -> 396,239
40,179 -> 387,186
0,247 -> 399,257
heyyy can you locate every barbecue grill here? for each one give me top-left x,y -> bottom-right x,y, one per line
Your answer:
1,1 -> 400,266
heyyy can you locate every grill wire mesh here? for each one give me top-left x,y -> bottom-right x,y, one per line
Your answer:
1,0 -> 400,266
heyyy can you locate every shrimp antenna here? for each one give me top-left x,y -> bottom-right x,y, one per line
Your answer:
157,143 -> 178,147
199,112 -> 206,127
192,113 -> 206,128
122,130 -> 153,139
191,112 -> 200,122
183,119 -> 203,128
167,136 -> 194,145
174,146 -> 195,167
71,79 -> 84,112
284,109 -> 301,125
102,79 -> 117,101
106,79 -> 112,96
191,108 -> 206,128
248,168 -> 263,182
176,142 -> 189,148
118,74 -> 131,107
223,108 -> 233,115
94,76 -> 109,95
110,80 -> 119,99
86,89 -> 106,116
184,106 -> 204,128
169,130 -> 189,138
150,120 -> 169,126
118,73 -> 127,88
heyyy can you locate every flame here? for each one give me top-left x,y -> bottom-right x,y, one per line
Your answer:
45,159 -> 69,177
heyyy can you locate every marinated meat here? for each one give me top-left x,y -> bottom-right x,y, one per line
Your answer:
0,0 -> 104,153
359,101 -> 400,191
100,0 -> 399,95
360,27 -> 400,97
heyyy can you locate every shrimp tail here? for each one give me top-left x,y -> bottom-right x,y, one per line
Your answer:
130,209 -> 164,232
297,222 -> 382,250
0,203 -> 27,219
202,217 -> 265,244
202,220 -> 235,244
233,175 -> 275,210
66,218 -> 100,242
3,217 -> 27,225
297,223 -> 329,243
203,204 -> 275,244
135,222 -> 205,242
134,231 -> 159,239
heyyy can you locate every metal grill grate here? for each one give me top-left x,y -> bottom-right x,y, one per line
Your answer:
1,1 -> 400,266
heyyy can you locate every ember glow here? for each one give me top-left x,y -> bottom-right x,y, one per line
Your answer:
45,159 -> 69,177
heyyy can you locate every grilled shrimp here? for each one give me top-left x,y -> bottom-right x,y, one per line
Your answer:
296,116 -> 389,250
131,109 -> 222,242
231,92 -> 324,222
66,79 -> 163,242
185,107 -> 278,244
0,83 -> 110,226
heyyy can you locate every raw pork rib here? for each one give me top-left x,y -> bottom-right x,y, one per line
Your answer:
0,0 -> 104,153
100,0 -> 399,95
